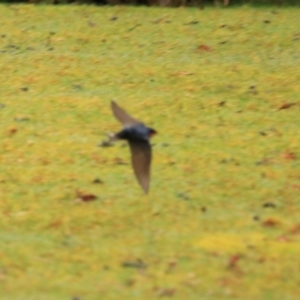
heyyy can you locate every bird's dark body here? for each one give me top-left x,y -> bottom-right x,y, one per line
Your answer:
116,125 -> 155,142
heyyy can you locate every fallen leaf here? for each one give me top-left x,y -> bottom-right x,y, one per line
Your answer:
288,223 -> 300,234
228,255 -> 241,269
9,127 -> 17,135
113,157 -> 128,165
197,44 -> 212,52
276,235 -> 291,242
278,103 -> 296,110
172,71 -> 194,76
281,151 -> 296,160
154,287 -> 176,297
291,184 -> 300,190
124,278 -> 136,287
262,218 -> 280,227
88,21 -> 96,27
76,190 -> 97,202
165,259 -> 177,274
201,206 -> 207,212
177,192 -> 190,200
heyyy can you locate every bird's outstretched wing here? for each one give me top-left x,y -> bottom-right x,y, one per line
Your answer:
128,140 -> 151,194
111,101 -> 141,127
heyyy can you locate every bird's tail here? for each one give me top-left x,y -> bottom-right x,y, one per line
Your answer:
99,133 -> 117,147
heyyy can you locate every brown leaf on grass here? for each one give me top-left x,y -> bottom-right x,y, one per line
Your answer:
281,150 -> 296,160
288,223 -> 300,234
113,157 -> 128,165
255,157 -> 273,166
197,44 -> 212,52
32,175 -> 44,183
8,127 -> 17,135
276,235 -> 291,242
278,103 -> 296,110
201,206 -> 207,212
76,190 -> 97,202
262,218 -> 281,227
165,259 -> 177,274
154,287 -> 176,297
228,255 -> 241,269
92,154 -> 107,164
47,220 -> 62,229
152,15 -> 170,24
182,272 -> 199,287
293,32 -> 300,41
39,157 -> 50,165
219,275 -> 242,287
172,71 -> 194,76
257,257 -> 265,263
88,21 -> 96,27
218,101 -> 226,107
124,278 -> 136,287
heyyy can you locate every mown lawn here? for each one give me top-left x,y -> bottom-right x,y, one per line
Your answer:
0,4 -> 300,299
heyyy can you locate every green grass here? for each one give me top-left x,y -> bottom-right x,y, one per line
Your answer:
0,4 -> 300,299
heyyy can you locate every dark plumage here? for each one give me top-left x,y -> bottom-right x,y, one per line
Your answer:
110,101 -> 156,194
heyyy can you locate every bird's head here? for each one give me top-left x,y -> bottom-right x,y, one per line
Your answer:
148,128 -> 157,138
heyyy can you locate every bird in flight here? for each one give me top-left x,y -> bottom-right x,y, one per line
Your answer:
108,101 -> 157,194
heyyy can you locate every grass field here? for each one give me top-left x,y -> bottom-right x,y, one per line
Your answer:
0,4 -> 300,299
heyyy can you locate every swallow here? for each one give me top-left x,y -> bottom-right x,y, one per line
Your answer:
108,101 -> 157,194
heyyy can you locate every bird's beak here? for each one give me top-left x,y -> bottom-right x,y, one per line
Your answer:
150,130 -> 157,138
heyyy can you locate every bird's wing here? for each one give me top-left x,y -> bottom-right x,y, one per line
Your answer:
128,140 -> 151,194
111,101 -> 141,127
